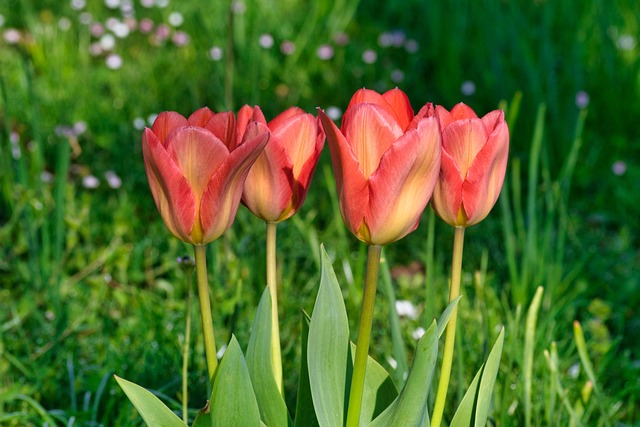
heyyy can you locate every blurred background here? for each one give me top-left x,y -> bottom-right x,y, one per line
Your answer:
1,0 -> 638,425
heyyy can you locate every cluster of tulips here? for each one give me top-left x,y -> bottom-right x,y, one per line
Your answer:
117,88 -> 509,427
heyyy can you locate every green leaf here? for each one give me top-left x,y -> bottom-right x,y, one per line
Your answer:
246,287 -> 291,427
369,321 -> 438,427
114,375 -> 187,427
294,312 -> 320,427
308,245 -> 350,427
436,296 -> 462,339
209,336 -> 261,426
349,342 -> 398,425
450,328 -> 505,427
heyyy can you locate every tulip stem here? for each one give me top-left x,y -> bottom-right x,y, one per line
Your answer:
182,265 -> 193,423
431,226 -> 465,427
194,244 -> 218,383
346,244 -> 382,427
266,221 -> 283,393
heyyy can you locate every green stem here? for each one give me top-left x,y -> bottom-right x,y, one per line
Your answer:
431,226 -> 466,427
346,244 -> 382,427
266,221 -> 283,393
182,266 -> 193,423
194,244 -> 218,382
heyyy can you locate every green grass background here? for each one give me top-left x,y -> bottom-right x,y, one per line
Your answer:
1,0 -> 639,425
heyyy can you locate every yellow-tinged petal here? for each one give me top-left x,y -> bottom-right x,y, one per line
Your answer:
366,117 -> 441,244
441,119 -> 488,179
142,128 -> 196,242
200,122 -> 269,242
151,112 -> 189,146
342,103 -> 403,179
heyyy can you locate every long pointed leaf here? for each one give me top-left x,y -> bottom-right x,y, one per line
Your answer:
209,336 -> 261,426
114,375 -> 187,427
369,321 -> 438,427
246,287 -> 290,427
308,245 -> 350,427
294,312 -> 320,427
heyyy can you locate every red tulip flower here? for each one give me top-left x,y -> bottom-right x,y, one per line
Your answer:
240,105 -> 325,222
319,88 -> 442,246
431,103 -> 509,227
142,107 -> 270,245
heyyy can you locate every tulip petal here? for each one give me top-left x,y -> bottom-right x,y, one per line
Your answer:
441,118 -> 488,179
272,113 -> 318,178
151,112 -> 189,146
203,112 -> 237,150
200,122 -> 270,242
318,109 -> 369,237
449,103 -> 479,120
367,117 -> 441,244
432,148 -> 464,226
142,128 -> 195,242
242,134 -> 295,222
165,127 -> 229,201
407,103 -> 436,131
345,88 -> 386,111
462,120 -> 509,225
341,103 -> 404,179
187,107 -> 215,127
382,88 -> 414,130
268,106 -> 306,130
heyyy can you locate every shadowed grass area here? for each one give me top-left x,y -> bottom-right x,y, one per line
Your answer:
1,0 -> 638,425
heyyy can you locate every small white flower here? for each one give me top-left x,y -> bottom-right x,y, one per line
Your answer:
259,33 -> 274,49
362,49 -> 377,64
133,117 -> 146,130
209,46 -> 223,61
412,326 -> 426,340
100,33 -> 116,50
395,300 -> 419,320
325,106 -> 342,121
82,175 -> 100,189
105,53 -> 123,69
461,80 -> 476,96
168,12 -> 183,26
105,170 -> 122,189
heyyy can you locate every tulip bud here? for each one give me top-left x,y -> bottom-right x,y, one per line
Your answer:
319,88 -> 441,245
240,106 -> 325,222
431,103 -> 509,227
142,107 -> 269,245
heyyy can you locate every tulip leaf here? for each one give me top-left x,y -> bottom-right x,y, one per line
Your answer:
436,296 -> 462,339
294,311 -> 320,427
349,342 -> 398,425
114,375 -> 187,427
450,327 -> 505,427
246,287 -> 291,427
308,244 -> 350,427
369,321 -> 438,427
209,335 -> 261,426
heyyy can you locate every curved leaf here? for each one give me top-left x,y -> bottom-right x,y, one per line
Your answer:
369,321 -> 438,427
209,336 -> 261,426
308,245 -> 350,427
246,288 -> 291,427
114,375 -> 187,427
294,312 -> 320,427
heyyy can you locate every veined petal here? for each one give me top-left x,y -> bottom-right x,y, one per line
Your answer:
242,134 -> 295,222
381,88 -> 414,130
407,103 -> 436,131
441,119 -> 488,179
366,117 -> 441,244
187,107 -> 215,127
432,148 -> 464,226
318,109 -> 368,237
272,112 -> 318,178
268,106 -> 306,130
151,112 -> 189,146
345,88 -> 387,111
480,109 -> 504,132
203,111 -> 237,150
342,103 -> 403,178
200,122 -> 269,243
449,102 -> 479,120
164,127 -> 229,200
142,128 -> 195,242
236,105 -> 257,149
461,120 -> 509,225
